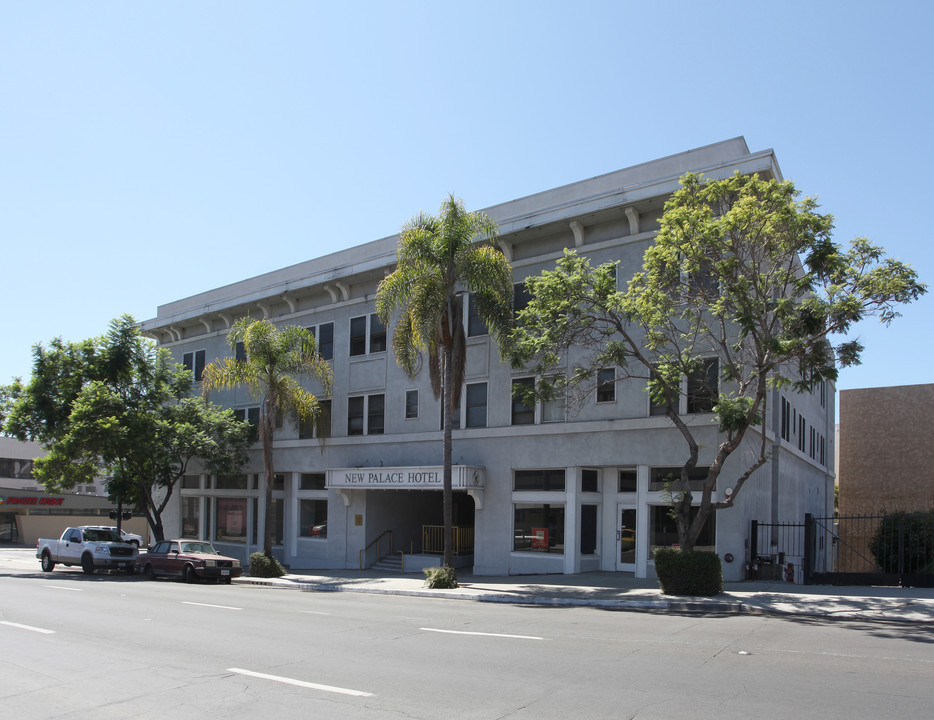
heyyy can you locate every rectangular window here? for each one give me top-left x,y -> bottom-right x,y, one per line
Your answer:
467,293 -> 488,337
511,377 -> 535,425
317,322 -> 334,360
182,349 -> 207,381
648,365 -> 675,416
513,504 -> 564,554
650,505 -> 715,553
405,390 -> 419,420
465,382 -> 487,428
369,314 -> 386,353
299,399 -> 331,440
182,496 -> 200,538
215,474 -> 248,490
181,475 -> 201,489
780,396 -> 791,441
299,499 -> 328,538
580,504 -> 598,555
215,497 -> 247,543
513,282 -> 532,322
649,466 -> 711,492
618,469 -> 637,493
581,469 -> 599,494
349,316 -> 367,356
541,375 -> 565,423
597,368 -> 616,403
300,473 -> 326,490
270,498 -> 284,545
798,416 -> 807,452
348,396 -> 364,435
367,394 -> 385,435
514,469 -> 566,492
687,358 -> 718,413
235,341 -> 246,362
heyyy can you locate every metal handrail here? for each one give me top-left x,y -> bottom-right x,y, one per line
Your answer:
359,529 -> 394,570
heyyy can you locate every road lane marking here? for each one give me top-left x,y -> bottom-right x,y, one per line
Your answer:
420,627 -> 543,640
300,610 -> 333,615
46,585 -> 82,591
181,601 -> 241,610
1,621 -> 55,634
227,668 -> 373,697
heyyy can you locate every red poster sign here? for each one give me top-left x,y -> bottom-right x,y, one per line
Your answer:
532,527 -> 549,549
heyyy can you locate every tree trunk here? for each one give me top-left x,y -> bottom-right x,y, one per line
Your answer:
442,342 -> 454,571
260,404 -> 276,557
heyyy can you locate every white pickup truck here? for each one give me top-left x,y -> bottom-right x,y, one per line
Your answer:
36,526 -> 139,575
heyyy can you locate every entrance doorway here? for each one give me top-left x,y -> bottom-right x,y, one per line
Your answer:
616,506 -> 637,571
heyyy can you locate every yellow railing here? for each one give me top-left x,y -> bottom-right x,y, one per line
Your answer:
422,525 -> 474,555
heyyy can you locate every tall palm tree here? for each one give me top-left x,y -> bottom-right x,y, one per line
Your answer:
202,318 -> 333,556
376,194 -> 513,572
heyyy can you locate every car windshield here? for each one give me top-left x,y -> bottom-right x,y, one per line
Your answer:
84,529 -> 122,542
181,542 -> 217,554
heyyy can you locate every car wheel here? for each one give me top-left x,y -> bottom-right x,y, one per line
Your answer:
81,554 -> 95,575
182,564 -> 196,583
41,552 -> 55,572
142,564 -> 154,580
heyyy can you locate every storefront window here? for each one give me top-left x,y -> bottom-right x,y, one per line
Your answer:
649,505 -> 715,554
215,498 -> 247,543
580,504 -> 598,555
216,474 -> 248,490
182,496 -> 200,538
514,469 -> 565,492
300,499 -> 328,537
514,504 -> 564,554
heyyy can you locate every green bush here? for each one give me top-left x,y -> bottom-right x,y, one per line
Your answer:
249,552 -> 287,578
868,513 -> 934,574
423,565 -> 458,589
653,548 -> 722,596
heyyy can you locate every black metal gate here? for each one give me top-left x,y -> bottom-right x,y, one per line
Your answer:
751,514 -> 934,587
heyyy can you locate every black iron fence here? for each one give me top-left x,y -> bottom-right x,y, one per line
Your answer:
750,513 -> 934,587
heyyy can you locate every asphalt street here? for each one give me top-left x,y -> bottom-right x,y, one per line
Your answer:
2,552 -> 934,719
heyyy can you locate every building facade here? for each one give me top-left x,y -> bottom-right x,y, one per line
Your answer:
141,138 -> 835,581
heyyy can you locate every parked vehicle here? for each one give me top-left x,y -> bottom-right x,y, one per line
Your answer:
136,539 -> 242,584
36,526 -> 138,574
105,526 -> 143,548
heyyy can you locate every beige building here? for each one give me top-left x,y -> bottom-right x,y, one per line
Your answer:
839,384 -> 934,516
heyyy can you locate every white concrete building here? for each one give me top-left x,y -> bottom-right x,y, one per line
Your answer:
140,138 -> 835,581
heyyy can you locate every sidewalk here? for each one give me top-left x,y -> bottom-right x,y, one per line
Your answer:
235,569 -> 934,624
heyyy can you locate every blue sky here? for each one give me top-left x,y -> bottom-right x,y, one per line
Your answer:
2,2 -> 932,397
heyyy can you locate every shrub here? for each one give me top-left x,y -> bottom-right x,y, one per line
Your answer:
249,552 -> 287,578
653,548 -> 722,596
423,565 -> 458,589
868,513 -> 934,574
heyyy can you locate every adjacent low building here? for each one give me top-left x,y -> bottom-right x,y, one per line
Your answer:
141,137 -> 835,581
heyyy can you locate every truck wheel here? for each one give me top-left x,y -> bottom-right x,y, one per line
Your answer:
81,554 -> 96,575
41,552 -> 55,572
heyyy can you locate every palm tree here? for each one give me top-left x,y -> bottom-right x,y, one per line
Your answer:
376,194 -> 513,573
202,318 -> 333,556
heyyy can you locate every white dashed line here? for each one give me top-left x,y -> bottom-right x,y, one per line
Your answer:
227,668 -> 373,697
181,601 -> 241,610
1,621 -> 55,634
421,627 -> 543,640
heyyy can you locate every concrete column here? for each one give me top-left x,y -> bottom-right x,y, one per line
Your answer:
564,467 -> 579,574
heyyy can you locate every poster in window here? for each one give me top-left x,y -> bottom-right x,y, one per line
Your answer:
532,527 -> 549,550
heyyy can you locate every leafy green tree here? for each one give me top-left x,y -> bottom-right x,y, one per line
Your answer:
201,318 -> 333,557
512,172 -> 926,551
376,194 -> 513,573
4,315 -> 251,541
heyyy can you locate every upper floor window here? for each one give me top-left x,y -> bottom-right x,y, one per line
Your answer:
686,358 -> 718,414
467,293 -> 488,337
183,349 -> 206,381
511,377 -> 535,425
299,399 -> 331,440
596,368 -> 616,403
305,323 -> 334,361
405,390 -> 419,420
348,394 -> 384,435
349,315 -> 385,357
235,342 -> 246,362
513,282 -> 532,323
465,382 -> 488,428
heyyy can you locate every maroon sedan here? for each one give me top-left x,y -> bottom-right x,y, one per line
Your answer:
136,539 -> 242,584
